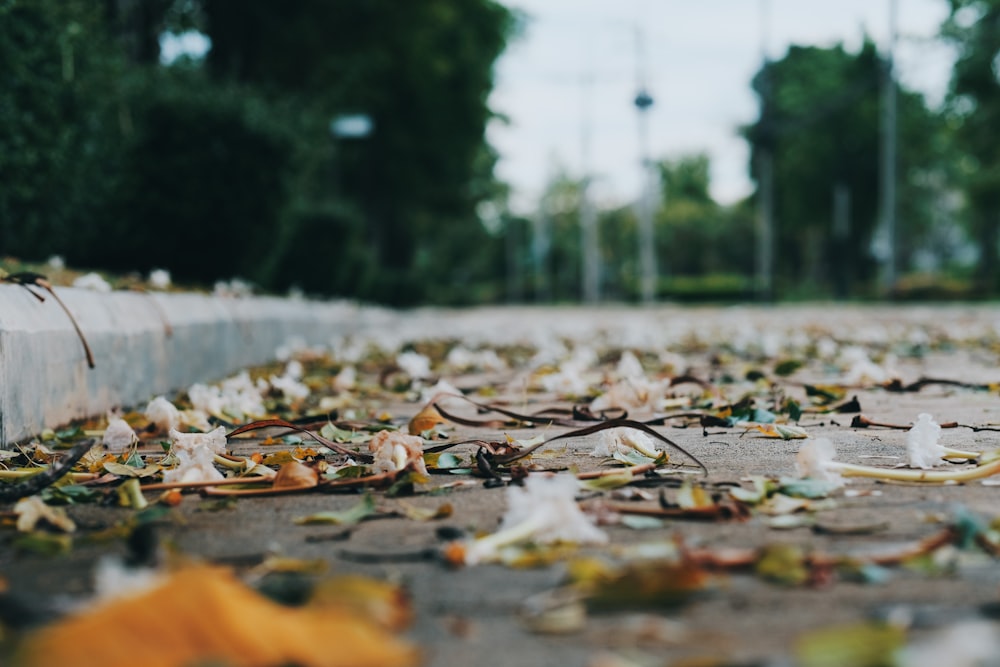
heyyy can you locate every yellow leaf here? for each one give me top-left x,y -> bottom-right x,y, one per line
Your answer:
753,423 -> 808,439
676,482 -> 712,510
15,565 -> 419,667
309,575 -> 413,631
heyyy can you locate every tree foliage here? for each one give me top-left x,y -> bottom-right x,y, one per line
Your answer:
2,0 -> 515,304
655,154 -> 754,288
744,42 -> 944,296
943,0 -> 1000,291
0,0 -> 122,260
200,0 -> 516,303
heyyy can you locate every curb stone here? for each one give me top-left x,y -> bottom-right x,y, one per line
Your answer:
0,284 -> 362,447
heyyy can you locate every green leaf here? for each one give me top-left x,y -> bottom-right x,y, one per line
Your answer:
579,470 -> 634,491
774,359 -> 804,376
611,450 -> 657,467
750,407 -> 777,424
55,425 -> 84,441
794,622 -> 904,667
621,515 -> 664,530
325,465 -> 369,480
13,532 -> 73,556
198,497 -> 238,512
41,484 -> 100,505
755,543 -> 808,585
728,476 -> 776,505
294,493 -> 376,525
386,472 -> 428,497
778,477 -> 841,499
424,452 -> 463,469
319,423 -> 371,444
117,478 -> 148,509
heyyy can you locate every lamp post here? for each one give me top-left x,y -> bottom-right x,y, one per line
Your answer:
634,87 -> 657,303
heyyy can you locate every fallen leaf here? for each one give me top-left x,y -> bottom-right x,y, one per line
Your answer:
573,559 -> 710,611
794,621 -> 904,667
395,500 -> 453,521
675,482 -> 713,510
14,565 -> 419,667
309,575 -> 413,631
752,423 -> 809,439
103,462 -> 162,478
755,543 -> 808,585
14,496 -> 76,533
408,404 -> 447,435
295,493 -> 377,525
273,461 -> 320,490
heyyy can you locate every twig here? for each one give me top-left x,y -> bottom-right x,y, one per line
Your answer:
5,272 -> 95,368
0,439 -> 95,502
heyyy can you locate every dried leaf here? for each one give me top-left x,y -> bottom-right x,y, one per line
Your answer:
396,500 -> 453,521
752,423 -> 808,439
14,496 -> 76,533
14,565 -> 419,667
273,461 -> 319,490
579,470 -> 635,491
103,462 -> 162,478
572,559 -> 710,611
309,575 -> 413,631
408,404 -> 447,435
295,493 -> 377,525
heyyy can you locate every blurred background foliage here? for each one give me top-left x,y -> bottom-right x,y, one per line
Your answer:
2,0 -> 1000,303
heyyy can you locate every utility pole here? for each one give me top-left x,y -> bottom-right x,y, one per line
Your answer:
833,183 -> 851,298
532,210 -> 551,302
755,0 -> 775,302
878,0 -> 899,295
634,27 -> 657,304
579,70 -> 600,303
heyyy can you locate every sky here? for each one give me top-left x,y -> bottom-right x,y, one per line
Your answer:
488,0 -> 955,214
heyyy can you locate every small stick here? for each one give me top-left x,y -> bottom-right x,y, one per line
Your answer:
0,439 -> 96,502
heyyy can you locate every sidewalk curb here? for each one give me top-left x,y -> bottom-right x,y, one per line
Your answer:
0,285 -> 362,447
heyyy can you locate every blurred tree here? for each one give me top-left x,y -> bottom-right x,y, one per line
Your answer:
73,72 -> 294,284
744,42 -> 944,297
942,0 -> 1000,293
0,0 -> 123,260
536,169 -> 584,302
199,0 -> 516,304
654,154 -> 754,298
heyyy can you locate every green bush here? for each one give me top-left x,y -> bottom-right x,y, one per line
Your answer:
68,72 -> 293,284
0,0 -> 122,260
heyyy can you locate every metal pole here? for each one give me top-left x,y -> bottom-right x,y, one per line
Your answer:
879,0 -> 898,294
579,71 -> 600,303
756,151 -> 774,300
532,211 -> 551,302
755,0 -> 775,301
634,27 -> 657,303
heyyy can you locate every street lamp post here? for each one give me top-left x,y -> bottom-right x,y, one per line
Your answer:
634,87 -> 657,303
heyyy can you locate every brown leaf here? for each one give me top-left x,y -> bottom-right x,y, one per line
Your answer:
408,404 -> 447,435
272,461 -> 319,490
